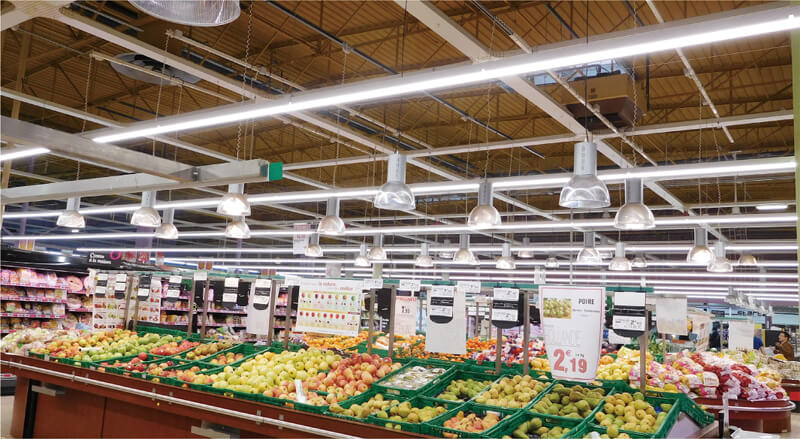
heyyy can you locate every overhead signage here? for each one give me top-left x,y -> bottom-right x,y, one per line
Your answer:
654,297 -> 688,336
362,278 -> 383,290
295,278 -> 362,336
456,281 -> 480,294
398,279 -> 421,292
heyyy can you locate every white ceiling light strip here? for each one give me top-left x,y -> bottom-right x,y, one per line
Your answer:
91,4 -> 800,143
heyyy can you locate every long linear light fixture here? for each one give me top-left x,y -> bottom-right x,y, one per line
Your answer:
5,213 -> 797,241
91,4 -> 800,143
0,146 -> 50,163
3,157 -> 795,220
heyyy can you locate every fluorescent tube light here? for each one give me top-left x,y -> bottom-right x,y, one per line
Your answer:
0,146 -> 50,162
755,203 -> 789,211
92,5 -> 800,143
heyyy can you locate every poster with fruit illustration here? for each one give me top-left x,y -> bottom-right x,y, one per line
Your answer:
539,286 -> 604,382
295,278 -> 363,336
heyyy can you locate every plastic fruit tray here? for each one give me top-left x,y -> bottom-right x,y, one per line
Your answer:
470,372 -> 553,410
366,395 -> 462,434
421,370 -> 496,403
528,380 -> 615,424
372,359 -> 455,397
493,411 -> 583,439
587,393 -> 680,438
421,401 -> 520,438
324,388 -> 407,423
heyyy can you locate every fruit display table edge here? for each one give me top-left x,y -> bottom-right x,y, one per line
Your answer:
693,396 -> 793,434
0,354 -> 427,439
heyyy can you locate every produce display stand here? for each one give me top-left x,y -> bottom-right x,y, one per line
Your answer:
1,354 -> 423,439
694,396 -> 795,434
780,378 -> 800,412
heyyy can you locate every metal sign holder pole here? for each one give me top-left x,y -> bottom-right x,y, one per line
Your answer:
200,280 -> 210,338
522,290 -> 530,375
639,310 -> 650,393
367,290 -> 375,356
387,286 -> 396,360
266,280 -> 278,345
121,271 -> 134,330
187,277 -> 196,338
131,275 -> 141,331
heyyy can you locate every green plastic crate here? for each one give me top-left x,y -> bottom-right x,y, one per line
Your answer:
471,373 -> 553,410
528,380 -> 614,423
588,393 -> 680,438
422,401 -> 520,438
324,389 -> 406,423
493,411 -> 582,439
573,423 -> 650,439
175,341 -> 239,361
372,360 -> 455,397
365,395 -> 461,434
421,370 -> 496,403
281,391 -> 331,414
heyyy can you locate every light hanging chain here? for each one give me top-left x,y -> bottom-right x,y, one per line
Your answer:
235,1 -> 255,160
697,93 -> 703,216
483,21 -> 497,180
152,33 -> 172,156
80,57 -> 93,134
332,49 -> 348,187
630,0 -> 638,168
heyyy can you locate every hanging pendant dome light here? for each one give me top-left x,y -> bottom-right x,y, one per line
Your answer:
304,233 -> 324,257
631,255 -> 648,269
615,178 -> 655,230
354,242 -> 371,267
576,231 -> 603,263
686,227 -> 714,264
130,0 -> 240,27
415,243 -> 434,268
738,254 -> 758,266
374,153 -> 415,211
517,237 -> 534,259
608,242 -> 632,271
317,197 -> 345,236
225,216 -> 250,239
131,191 -> 161,227
452,233 -> 478,265
468,181 -> 501,229
495,243 -> 516,270
707,241 -> 733,273
217,183 -> 250,217
154,208 -> 179,239
544,257 -> 559,268
368,234 -> 387,261
559,141 -> 610,209
439,239 -> 454,259
57,197 -> 85,228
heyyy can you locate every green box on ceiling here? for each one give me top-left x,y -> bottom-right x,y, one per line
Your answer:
262,162 -> 283,181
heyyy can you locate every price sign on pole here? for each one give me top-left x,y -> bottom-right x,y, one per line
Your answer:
362,278 -> 383,290
492,288 -> 520,327
394,296 -> 418,337
223,277 -> 239,308
540,286 -> 605,381
114,273 -> 128,299
456,281 -> 480,294
398,279 -> 421,292
428,285 -> 455,323
252,278 -> 271,310
137,274 -> 152,299
166,275 -> 182,301
95,273 -> 108,297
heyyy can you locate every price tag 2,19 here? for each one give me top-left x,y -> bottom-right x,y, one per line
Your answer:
551,348 -> 589,375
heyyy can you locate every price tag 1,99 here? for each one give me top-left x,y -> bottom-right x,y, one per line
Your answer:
539,286 -> 605,381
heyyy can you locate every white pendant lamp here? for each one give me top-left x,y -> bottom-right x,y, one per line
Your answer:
544,257 -> 559,268
131,191 -> 161,227
707,241 -> 733,273
559,141 -> 610,209
354,242 -> 371,267
576,231 -> 603,263
374,153 -> 415,211
225,216 -> 250,239
738,254 -> 758,266
495,243 -> 516,270
304,233 -> 323,257
517,237 -> 534,258
367,234 -> 387,261
317,197 -> 345,235
439,239 -> 454,259
154,208 -> 179,239
129,0 -> 240,27
217,183 -> 251,217
686,227 -> 714,264
57,197 -> 85,228
468,181 -> 501,228
615,178 -> 655,230
631,255 -> 648,269
415,243 -> 434,268
452,233 -> 478,265
608,242 -> 632,271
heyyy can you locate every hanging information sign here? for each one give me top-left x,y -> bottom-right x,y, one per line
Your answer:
114,273 -> 128,299
252,278 -> 271,310
426,286 -> 466,355
492,288 -> 520,327
428,285 -> 455,323
137,274 -> 152,299
362,278 -> 383,290
654,297 -> 688,336
394,296 -> 418,337
456,281 -> 481,294
540,285 -> 605,381
166,275 -> 182,301
689,310 -> 712,351
729,320 -> 755,350
222,277 -> 239,309
193,271 -> 208,282
295,278 -> 362,336
94,273 -> 108,297
398,279 -> 421,292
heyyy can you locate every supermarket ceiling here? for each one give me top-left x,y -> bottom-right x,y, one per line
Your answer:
0,1 -> 797,300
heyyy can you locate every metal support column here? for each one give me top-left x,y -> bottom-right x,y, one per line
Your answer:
793,1 -> 800,320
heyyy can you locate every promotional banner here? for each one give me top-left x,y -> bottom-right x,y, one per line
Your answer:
729,320 -> 755,350
426,286 -> 466,355
540,286 -> 605,381
394,296 -> 418,337
295,278 -> 363,336
654,297 -> 688,336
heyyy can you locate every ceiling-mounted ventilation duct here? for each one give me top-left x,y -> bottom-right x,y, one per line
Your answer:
130,0 -> 240,27
110,53 -> 201,85
559,141 -> 610,209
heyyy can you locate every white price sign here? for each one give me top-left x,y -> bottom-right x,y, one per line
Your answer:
168,275 -> 182,285
254,278 -> 270,288
193,271 -> 208,281
457,281 -> 480,294
94,286 -> 107,296
613,315 -> 645,332
137,287 -> 150,298
224,277 -> 239,288
394,296 -> 418,336
398,279 -> 421,292
492,308 -> 518,322
430,285 -> 455,297
166,289 -> 180,298
362,278 -> 383,290
97,273 -> 109,282
493,288 -> 519,301
222,293 -> 238,303
429,305 -> 453,318
253,295 -> 270,305
540,286 -> 605,381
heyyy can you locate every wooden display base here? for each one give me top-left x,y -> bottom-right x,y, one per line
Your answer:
2,355 -> 424,439
694,397 -> 793,434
